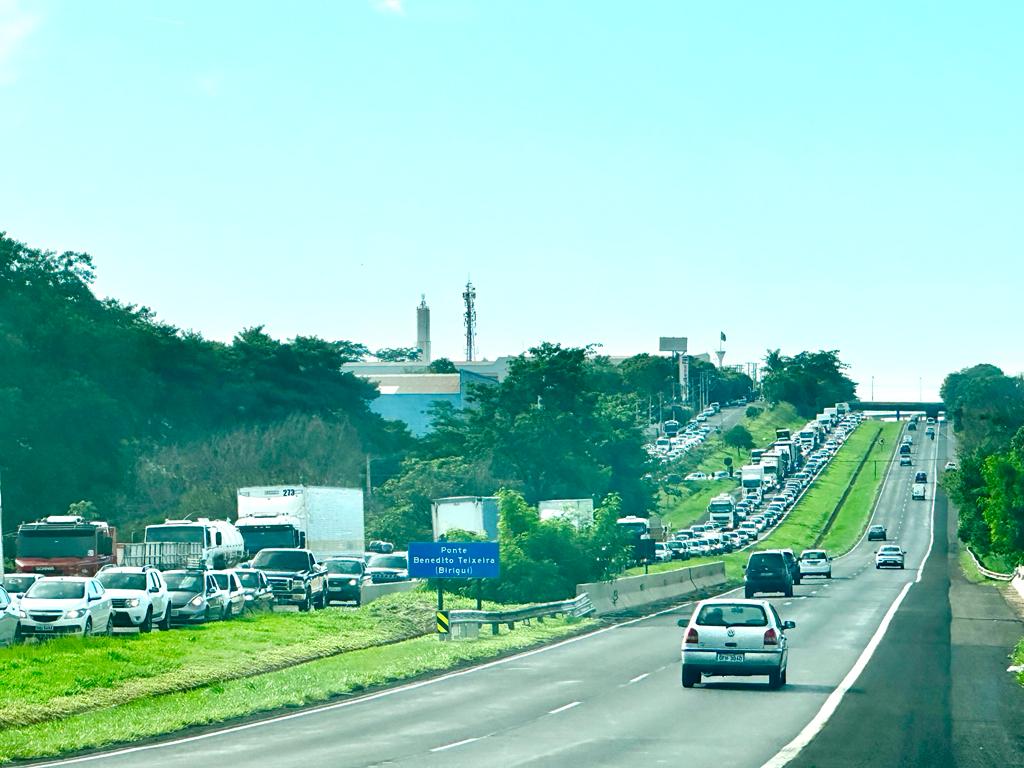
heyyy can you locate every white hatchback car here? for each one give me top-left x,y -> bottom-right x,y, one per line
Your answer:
798,549 -> 833,579
97,566 -> 172,632
679,598 -> 795,688
18,576 -> 114,637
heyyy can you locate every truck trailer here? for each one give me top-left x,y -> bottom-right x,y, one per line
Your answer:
236,486 -> 365,561
432,496 -> 500,541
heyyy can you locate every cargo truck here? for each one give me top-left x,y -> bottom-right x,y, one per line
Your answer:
538,499 -> 595,529
707,494 -> 738,529
235,486 -> 365,560
616,515 -> 655,565
741,464 -> 766,491
15,516 -> 117,576
121,518 -> 245,570
432,496 -> 500,540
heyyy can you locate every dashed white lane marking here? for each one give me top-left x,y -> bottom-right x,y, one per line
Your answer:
629,673 -> 649,684
431,737 -> 483,752
783,601 -> 793,606
548,701 -> 582,715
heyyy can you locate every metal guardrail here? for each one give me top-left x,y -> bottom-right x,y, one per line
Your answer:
965,546 -> 1014,581
449,593 -> 594,635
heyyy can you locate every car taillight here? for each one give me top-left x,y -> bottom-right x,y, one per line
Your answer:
763,628 -> 779,646
685,627 -> 699,644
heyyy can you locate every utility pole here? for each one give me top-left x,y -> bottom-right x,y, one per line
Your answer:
0,467 -> 5,577
365,455 -> 372,508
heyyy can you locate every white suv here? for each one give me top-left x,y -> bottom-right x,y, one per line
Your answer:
97,566 -> 172,632
18,576 -> 113,637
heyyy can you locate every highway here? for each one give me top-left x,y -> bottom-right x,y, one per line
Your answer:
35,420 -> 1024,768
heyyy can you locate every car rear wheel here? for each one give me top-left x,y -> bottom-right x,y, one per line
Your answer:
682,667 -> 700,688
768,669 -> 782,689
83,618 -> 93,637
744,588 -> 754,599
104,614 -> 114,636
159,607 -> 172,631
140,609 -> 153,633
784,585 -> 793,597
826,571 -> 832,579
222,603 -> 231,620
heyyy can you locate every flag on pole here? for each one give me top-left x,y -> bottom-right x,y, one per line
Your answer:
720,331 -> 727,342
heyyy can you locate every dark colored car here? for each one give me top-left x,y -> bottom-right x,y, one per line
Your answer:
779,549 -> 802,585
867,525 -> 887,541
744,551 -> 794,598
365,553 -> 409,584
325,557 -> 367,605
914,471 -> 927,484
235,568 -> 275,612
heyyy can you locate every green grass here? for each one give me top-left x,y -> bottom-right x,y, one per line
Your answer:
1013,638 -> 1024,687
632,419 -> 886,582
819,421 -> 901,553
657,402 -> 805,530
957,550 -> 1005,585
0,615 -> 592,764
0,591 -> 508,730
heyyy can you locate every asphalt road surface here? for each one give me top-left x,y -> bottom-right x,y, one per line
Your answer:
35,420 -> 1024,768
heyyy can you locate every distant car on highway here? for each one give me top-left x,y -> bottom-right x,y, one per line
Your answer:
798,549 -> 832,579
900,455 -> 912,467
166,570 -> 231,624
679,598 -> 796,689
743,551 -> 794,598
685,472 -> 709,481
365,552 -> 409,584
914,471 -> 928,483
875,545 -> 906,569
1,573 -> 42,609
653,543 -> 673,562
945,461 -> 958,472
325,557 -> 368,605
867,525 -> 887,541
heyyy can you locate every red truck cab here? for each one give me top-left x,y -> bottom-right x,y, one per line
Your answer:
14,516 -> 117,576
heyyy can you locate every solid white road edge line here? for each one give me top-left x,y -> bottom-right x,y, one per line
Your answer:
760,425 -> 942,768
760,579 -> 913,768
548,701 -> 581,715
30,597 -> 708,767
430,737 -> 482,752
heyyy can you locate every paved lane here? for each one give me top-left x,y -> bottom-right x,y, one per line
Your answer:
38,422 -> 944,768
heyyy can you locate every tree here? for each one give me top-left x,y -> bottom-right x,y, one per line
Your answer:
374,347 -> 422,362
724,425 -> 755,456
760,349 -> 856,418
427,358 -> 457,373
745,406 -> 763,420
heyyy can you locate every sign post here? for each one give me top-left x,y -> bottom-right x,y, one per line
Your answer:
409,541 -> 501,640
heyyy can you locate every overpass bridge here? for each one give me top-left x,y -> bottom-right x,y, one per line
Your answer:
851,401 -> 945,418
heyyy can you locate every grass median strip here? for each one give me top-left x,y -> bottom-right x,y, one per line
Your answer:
631,420 -> 896,582
0,615 -> 592,764
0,592 -> 509,730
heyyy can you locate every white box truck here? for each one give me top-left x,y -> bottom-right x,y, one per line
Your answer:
236,486 -> 365,561
538,499 -> 595,529
741,464 -> 765,491
431,496 -> 499,541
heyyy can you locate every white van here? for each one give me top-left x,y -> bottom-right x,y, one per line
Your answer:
911,484 -> 926,501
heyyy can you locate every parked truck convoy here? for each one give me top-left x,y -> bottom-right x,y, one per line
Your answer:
235,486 -> 365,560
431,496 -> 500,540
14,516 -> 117,576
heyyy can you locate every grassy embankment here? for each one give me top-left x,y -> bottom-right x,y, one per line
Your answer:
0,593 -> 593,763
658,402 -> 805,531
631,420 -> 901,581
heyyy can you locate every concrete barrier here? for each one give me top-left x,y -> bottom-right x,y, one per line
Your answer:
576,562 -> 727,615
1012,568 -> 1024,602
362,579 -> 422,605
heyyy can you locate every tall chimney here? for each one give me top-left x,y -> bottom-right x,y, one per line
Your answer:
416,295 -> 431,363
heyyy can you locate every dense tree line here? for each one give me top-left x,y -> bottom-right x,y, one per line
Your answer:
942,364 -> 1024,564
761,349 -> 856,418
0,233 -> 405,538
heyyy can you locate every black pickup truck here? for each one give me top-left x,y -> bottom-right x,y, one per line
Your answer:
249,548 -> 327,611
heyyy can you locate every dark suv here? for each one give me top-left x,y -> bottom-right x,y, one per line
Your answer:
744,551 -> 794,598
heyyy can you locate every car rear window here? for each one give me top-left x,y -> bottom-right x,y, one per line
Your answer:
801,551 -> 826,560
696,603 -> 768,627
748,552 -> 785,570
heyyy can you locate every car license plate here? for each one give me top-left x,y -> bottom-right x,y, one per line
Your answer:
34,624 -> 53,631
716,652 -> 744,662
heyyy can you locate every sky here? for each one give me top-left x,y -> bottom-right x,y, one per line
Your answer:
1,1 -> 1022,401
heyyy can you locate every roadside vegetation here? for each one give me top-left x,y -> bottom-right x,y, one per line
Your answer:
0,612 -> 592,764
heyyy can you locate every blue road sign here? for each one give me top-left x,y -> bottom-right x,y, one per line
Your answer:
408,541 -> 500,579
